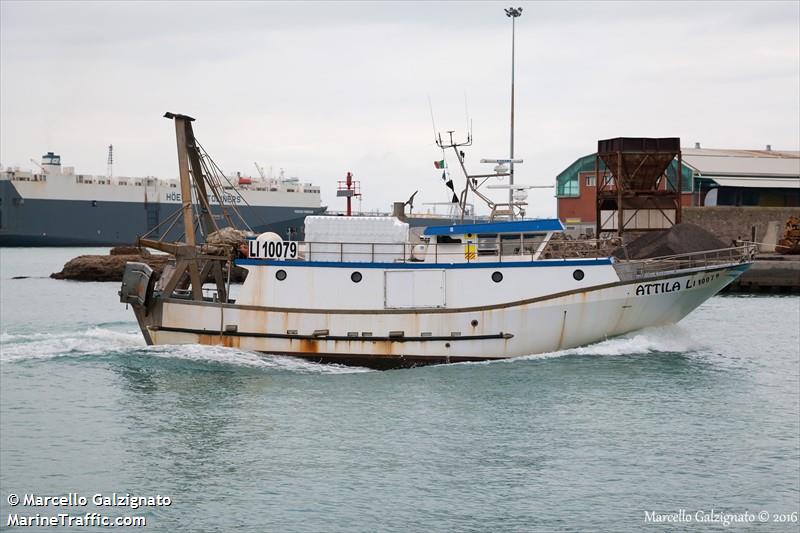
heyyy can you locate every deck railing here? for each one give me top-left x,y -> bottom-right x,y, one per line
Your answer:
244,240 -> 757,274
245,237 -> 756,271
246,237 -> 626,264
612,244 -> 757,281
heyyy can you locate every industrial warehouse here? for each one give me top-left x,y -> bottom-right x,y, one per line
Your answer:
556,143 -> 799,234
555,139 -> 800,292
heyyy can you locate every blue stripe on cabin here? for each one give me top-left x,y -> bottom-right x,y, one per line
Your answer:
422,218 -> 564,236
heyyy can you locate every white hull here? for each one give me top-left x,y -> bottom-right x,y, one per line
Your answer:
143,264 -> 746,368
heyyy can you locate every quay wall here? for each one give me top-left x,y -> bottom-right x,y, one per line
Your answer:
682,206 -> 799,249
681,206 -> 800,293
726,255 -> 800,294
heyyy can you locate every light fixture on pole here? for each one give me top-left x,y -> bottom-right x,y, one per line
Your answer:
505,6 -> 522,219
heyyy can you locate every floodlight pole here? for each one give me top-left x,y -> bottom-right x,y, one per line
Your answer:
506,6 -> 522,220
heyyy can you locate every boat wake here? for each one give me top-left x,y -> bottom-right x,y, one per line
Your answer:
510,324 -> 707,362
0,327 -> 145,363
2,324 -> 702,372
0,327 -> 372,374
143,344 -> 373,374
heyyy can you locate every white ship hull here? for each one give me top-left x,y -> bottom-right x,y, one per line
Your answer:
1,152 -> 324,245
137,262 -> 747,369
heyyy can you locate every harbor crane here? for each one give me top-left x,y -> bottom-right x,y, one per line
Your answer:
254,162 -> 266,180
29,158 -> 46,173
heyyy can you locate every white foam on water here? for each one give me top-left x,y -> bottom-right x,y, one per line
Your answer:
0,327 -> 145,363
0,327 -> 372,374
511,324 -> 707,362
450,324 -> 706,368
142,344 -> 374,374
4,324 -> 701,371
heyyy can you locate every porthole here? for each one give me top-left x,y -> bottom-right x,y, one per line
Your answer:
491,271 -> 503,283
573,269 -> 585,281
351,271 -> 363,283
470,319 -> 479,327
275,269 -> 287,281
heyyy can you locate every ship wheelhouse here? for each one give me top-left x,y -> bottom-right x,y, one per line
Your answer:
419,218 -> 565,263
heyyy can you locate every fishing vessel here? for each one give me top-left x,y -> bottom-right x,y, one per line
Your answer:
120,113 -> 755,369
0,150 -> 325,246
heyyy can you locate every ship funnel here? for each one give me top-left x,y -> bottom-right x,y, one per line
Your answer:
392,202 -> 408,221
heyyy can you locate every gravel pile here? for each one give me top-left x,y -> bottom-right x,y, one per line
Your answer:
614,223 -> 728,260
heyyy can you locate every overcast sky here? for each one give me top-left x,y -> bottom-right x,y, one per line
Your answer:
2,1 -> 798,216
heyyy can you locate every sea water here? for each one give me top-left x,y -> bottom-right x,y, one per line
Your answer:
1,248 -> 798,532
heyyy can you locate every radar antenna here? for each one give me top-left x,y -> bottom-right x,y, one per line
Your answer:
404,190 -> 419,215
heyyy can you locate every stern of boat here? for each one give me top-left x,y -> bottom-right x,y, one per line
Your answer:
119,262 -> 159,344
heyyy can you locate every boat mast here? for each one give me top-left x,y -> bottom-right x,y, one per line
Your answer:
170,113 -> 199,248
505,6 -> 522,220
435,130 -> 473,221
140,113 -> 228,302
432,8 -> 528,222
162,112 -> 203,298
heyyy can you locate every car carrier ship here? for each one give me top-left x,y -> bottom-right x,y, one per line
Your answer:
0,151 -> 326,246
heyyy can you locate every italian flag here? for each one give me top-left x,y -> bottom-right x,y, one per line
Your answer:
434,160 -> 446,169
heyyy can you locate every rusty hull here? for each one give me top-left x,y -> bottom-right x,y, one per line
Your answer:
136,263 -> 749,370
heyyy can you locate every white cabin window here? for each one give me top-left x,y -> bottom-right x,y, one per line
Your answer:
585,175 -> 596,187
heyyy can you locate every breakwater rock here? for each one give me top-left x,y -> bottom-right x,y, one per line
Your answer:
51,247 -> 170,282
51,247 -> 247,283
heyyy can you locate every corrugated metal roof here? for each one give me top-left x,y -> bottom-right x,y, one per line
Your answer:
555,153 -> 607,188
711,176 -> 800,189
682,148 -> 800,177
555,148 -> 799,194
682,148 -> 799,157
